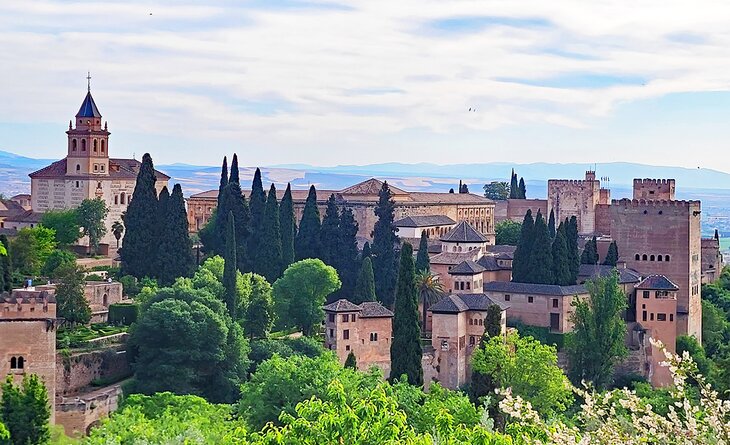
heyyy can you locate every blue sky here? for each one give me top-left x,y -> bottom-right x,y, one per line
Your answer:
2,0 -> 730,174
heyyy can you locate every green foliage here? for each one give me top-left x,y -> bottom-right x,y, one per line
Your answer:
10,226 -> 57,276
279,183 -> 296,271
0,235 -> 10,292
156,184 -> 194,285
56,323 -> 127,349
41,249 -> 76,278
518,177 -> 527,199
352,256 -> 376,304
472,332 -> 573,417
551,223 -> 572,286
565,216 -> 580,284
108,303 -> 139,326
390,243 -> 423,386
223,211 -> 238,318
511,209 -> 534,282
55,262 -> 91,326
344,351 -> 357,369
295,185 -> 322,261
701,299 -> 730,357
483,181 -> 510,200
371,181 -> 399,307
335,207 -> 360,299
495,219 -> 521,246
547,209 -> 556,239
415,231 -> 430,273
320,194 -> 340,267
77,197 -> 109,255
602,240 -> 619,266
256,184 -> 283,282
484,304 -> 503,338
273,259 -> 341,335
567,272 -> 628,389
111,220 -> 124,248
580,236 -> 599,265
1,374 -> 51,445
243,273 -> 276,339
508,321 -> 565,350
41,209 -> 81,246
509,170 -> 519,199
526,211 -> 553,285
218,179 -> 251,272
676,335 -> 714,380
415,270 -> 443,330
121,153 -> 160,278
248,167 -> 267,260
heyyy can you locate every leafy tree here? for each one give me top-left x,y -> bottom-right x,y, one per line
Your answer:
372,181 -> 399,307
0,235 -> 11,292
320,194 -> 340,266
10,226 -> 56,276
415,231 -> 430,273
484,304 -> 502,338
279,183 -> 296,270
548,209 -> 556,239
243,273 -> 276,339
701,299 -> 730,357
603,240 -> 619,266
566,216 -> 580,284
41,249 -> 76,278
111,220 -> 124,249
40,209 -> 80,246
526,211 -> 553,285
295,185 -> 322,261
352,256 -> 377,304
676,335 -> 714,380
255,184 -> 283,282
54,261 -> 91,326
0,241 -> 6,292
415,270 -> 443,331
511,210 -> 534,282
483,181 -> 510,200
336,207 -> 360,299
273,259 -> 340,335
223,212 -> 238,318
156,184 -> 194,285
472,332 -> 573,416
495,219 -> 521,245
509,169 -> 519,199
247,167 -> 267,259
581,236 -> 599,265
552,223 -> 573,286
390,243 -> 423,386
0,374 -> 51,445
121,153 -> 159,278
567,272 -> 628,389
470,305 -> 502,410
344,351 -> 357,370
518,177 -> 527,199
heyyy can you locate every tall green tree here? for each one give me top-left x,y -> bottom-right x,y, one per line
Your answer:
344,352 -> 357,370
295,186 -> 322,261
390,243 -> 423,386
509,169 -> 519,199
279,183 -> 296,270
518,177 -> 527,199
242,273 -> 276,339
41,249 -> 76,278
223,211 -> 238,319
566,216 -> 580,284
157,184 -> 194,285
0,235 -> 11,291
567,272 -> 628,389
352,257 -> 377,304
40,209 -> 80,246
483,181 -> 510,200
470,304 -> 503,407
256,184 -> 283,282
527,211 -> 553,284
77,197 -> 109,255
337,207 -> 360,299
372,182 -> 399,308
273,259 -> 340,335
495,220 -> 521,245
208,157 -> 229,256
581,236 -> 599,265
55,262 -> 91,326
511,210 -> 534,282
218,178 -> 250,272
248,167 -> 266,257
603,241 -> 619,266
229,153 -> 240,185
548,209 -> 556,239
0,374 -> 51,445
320,194 -> 340,266
9,227 -> 56,276
552,223 -> 573,286
121,153 -> 159,278
415,232 -> 430,273
218,156 -> 228,208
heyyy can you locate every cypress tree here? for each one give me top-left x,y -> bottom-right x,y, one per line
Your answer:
372,181 -> 399,308
390,243 -> 423,386
219,181 -> 250,272
552,223 -> 572,286
0,235 -> 12,292
361,242 -> 371,260
509,169 -> 519,199
581,236 -> 599,265
248,167 -> 266,260
279,183 -> 296,270
511,210 -> 534,282
295,185 -> 322,260
352,256 -> 376,304
344,351 -> 357,370
603,241 -> 619,266
566,216 -> 580,284
121,153 -> 159,278
157,184 -> 194,285
223,211 -> 238,318
548,209 -> 556,239
218,156 -> 228,208
229,153 -> 240,185
518,177 -> 527,199
320,194 -> 340,266
154,186 -> 170,279
415,231 -> 430,273
337,207 -> 360,298
256,184 -> 283,283
527,211 -> 554,284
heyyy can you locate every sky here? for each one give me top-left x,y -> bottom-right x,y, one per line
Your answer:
3,0 -> 730,173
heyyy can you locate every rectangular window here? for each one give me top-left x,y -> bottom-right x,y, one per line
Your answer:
345,345 -> 350,351
328,314 -> 335,323
370,332 -> 378,342
469,336 -> 476,346
670,314 -> 674,322
642,311 -> 647,321
505,294 -> 511,301
642,291 -> 650,299
552,299 -> 558,308
343,329 -> 350,340
466,282 -> 471,290
352,314 -> 356,322
528,296 -> 534,303
657,313 -> 667,321
478,319 -> 483,326
342,314 -> 349,322
469,319 -> 473,325
329,329 -> 334,338
650,313 -> 654,321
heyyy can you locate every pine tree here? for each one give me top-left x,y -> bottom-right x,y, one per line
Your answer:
581,236 -> 599,265
552,223 -> 572,286
279,183 -> 296,270
344,351 -> 357,370
509,169 -> 519,199
256,184 -> 283,282
121,153 -> 159,278
415,231 -> 430,273
320,194 -> 340,266
157,184 -> 194,285
352,256 -> 376,304
527,211 -> 554,284
602,240 -> 619,266
295,185 -> 322,260
337,207 -> 360,298
511,210 -> 534,282
548,209 -> 556,239
229,153 -> 240,185
361,242 -> 371,260
0,235 -> 12,292
566,216 -> 580,284
372,182 -> 399,308
223,211 -> 238,318
518,177 -> 527,199
390,243 -> 423,386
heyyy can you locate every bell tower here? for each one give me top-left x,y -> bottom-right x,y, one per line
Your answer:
66,73 -> 110,177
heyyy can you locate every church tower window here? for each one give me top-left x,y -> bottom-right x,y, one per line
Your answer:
76,164 -> 80,172
93,139 -> 98,153
72,139 -> 77,151
101,140 -> 105,153
81,139 -> 86,151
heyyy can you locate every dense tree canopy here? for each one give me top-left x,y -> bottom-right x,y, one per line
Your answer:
495,220 -> 521,245
55,262 -> 91,326
40,209 -> 80,246
295,186 -> 322,261
10,226 -> 56,276
352,256 -> 376,304
483,181 -> 510,200
121,153 -> 159,278
156,184 -> 194,285
255,184 -> 283,282
1,375 -> 50,445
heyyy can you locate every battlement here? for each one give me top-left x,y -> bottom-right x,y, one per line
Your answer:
633,178 -> 676,200
548,179 -> 596,187
633,178 -> 675,186
611,198 -> 700,209
0,290 -> 57,319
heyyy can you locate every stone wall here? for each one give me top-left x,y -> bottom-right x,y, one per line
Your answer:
56,347 -> 131,396
56,383 -> 123,437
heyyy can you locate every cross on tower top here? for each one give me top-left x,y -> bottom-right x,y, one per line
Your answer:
87,71 -> 91,92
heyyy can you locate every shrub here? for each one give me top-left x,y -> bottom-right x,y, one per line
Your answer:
108,303 -> 140,326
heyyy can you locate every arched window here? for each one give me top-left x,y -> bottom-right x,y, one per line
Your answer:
72,139 -> 77,151
635,254 -> 640,261
114,195 -> 118,205
93,139 -> 98,152
642,254 -> 648,261
665,255 -> 670,262
103,294 -> 108,306
650,255 -> 655,261
76,164 -> 81,172
101,140 -> 105,153
10,357 -> 16,369
120,193 -> 126,205
81,139 -> 86,151
658,255 -> 663,262
17,357 -> 23,369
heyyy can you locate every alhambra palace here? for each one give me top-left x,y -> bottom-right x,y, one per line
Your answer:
0,88 -> 725,435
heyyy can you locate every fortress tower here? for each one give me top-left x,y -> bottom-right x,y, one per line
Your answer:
547,170 -> 609,234
633,179 -> 676,201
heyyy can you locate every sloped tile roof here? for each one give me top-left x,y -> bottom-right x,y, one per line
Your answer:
441,221 -> 488,243
394,215 -> 456,228
323,299 -> 361,312
358,301 -> 393,318
429,293 -> 507,314
340,178 -> 407,195
476,255 -> 511,271
429,251 -> 479,265
483,281 -> 588,296
3,210 -> 43,224
578,264 -> 642,285
29,158 -> 169,180
636,274 -> 679,290
449,260 -> 486,275
0,199 -> 26,218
